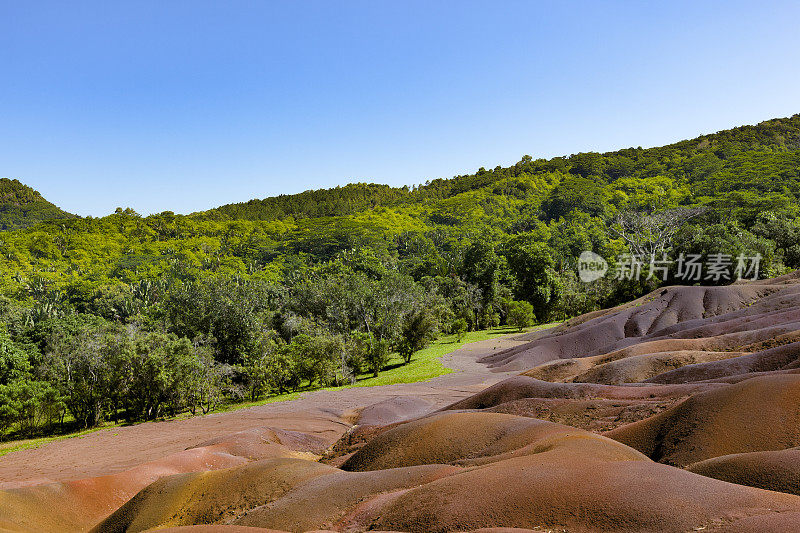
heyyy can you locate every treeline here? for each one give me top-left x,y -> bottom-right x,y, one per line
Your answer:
0,250 -> 543,438
203,183 -> 411,221
200,114 -> 800,224
2,114 -> 800,439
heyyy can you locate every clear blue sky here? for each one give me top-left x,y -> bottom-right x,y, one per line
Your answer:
2,1 -> 799,217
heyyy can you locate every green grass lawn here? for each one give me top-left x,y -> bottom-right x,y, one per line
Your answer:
0,426 -> 109,458
0,322 -> 559,457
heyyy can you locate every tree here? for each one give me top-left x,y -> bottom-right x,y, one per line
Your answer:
278,334 -> 339,388
0,380 -> 62,436
349,331 -> 390,377
161,277 -> 276,365
461,241 -> 502,305
507,301 -> 534,332
242,331 -> 282,401
126,332 -> 169,421
610,206 -> 707,258
398,308 -> 438,364
452,318 -> 468,342
192,352 -> 233,415
422,276 -> 481,331
396,232 -> 445,279
672,221 -> 777,282
502,235 -> 562,321
264,347 -> 301,394
0,383 -> 22,435
42,325 -> 118,428
610,175 -> 688,211
309,333 -> 346,386
542,175 -> 611,220
124,331 -> 220,421
0,330 -> 32,383
751,212 -> 800,269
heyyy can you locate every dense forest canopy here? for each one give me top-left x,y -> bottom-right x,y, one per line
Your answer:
1,114 -> 799,439
200,115 -> 800,221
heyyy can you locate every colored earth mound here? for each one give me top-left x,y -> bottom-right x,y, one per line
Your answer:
0,428 -> 326,533
4,272 -> 800,531
687,447 -> 800,495
606,374 -> 800,466
479,274 -> 800,378
91,411 -> 800,532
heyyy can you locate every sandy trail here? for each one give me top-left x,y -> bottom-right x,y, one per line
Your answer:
0,332 -> 529,488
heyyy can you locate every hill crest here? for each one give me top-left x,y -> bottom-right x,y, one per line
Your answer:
0,178 -> 76,230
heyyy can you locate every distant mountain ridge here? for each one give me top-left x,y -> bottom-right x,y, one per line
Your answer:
6,114 -> 800,228
0,178 -> 76,230
198,114 -> 800,222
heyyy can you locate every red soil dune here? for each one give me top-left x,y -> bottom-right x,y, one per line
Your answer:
352,396 -> 436,426
570,349 -> 748,384
444,375 -> 723,409
479,397 -> 675,432
0,428 -> 326,533
480,275 -> 800,382
91,411 -> 800,533
8,417 -> 800,533
439,375 -> 728,432
339,412 -> 648,471
94,459 -> 462,532
606,374 -> 800,466
146,528 -> 291,533
6,273 -> 800,532
479,284 -> 781,371
687,447 -> 800,496
355,454 -> 800,533
644,341 -> 800,383
146,525 -> 552,533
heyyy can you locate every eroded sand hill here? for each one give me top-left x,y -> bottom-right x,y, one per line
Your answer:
3,273 -> 800,532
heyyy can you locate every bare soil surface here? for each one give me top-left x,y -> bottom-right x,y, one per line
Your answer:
6,273 -> 800,532
0,332 -> 530,488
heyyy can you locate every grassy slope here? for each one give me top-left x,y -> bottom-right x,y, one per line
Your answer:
0,427 -> 106,458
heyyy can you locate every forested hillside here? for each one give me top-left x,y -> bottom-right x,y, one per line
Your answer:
202,115 -> 800,224
0,178 -> 76,230
1,114 -> 799,440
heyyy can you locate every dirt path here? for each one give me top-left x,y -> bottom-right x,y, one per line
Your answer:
0,331 -> 530,488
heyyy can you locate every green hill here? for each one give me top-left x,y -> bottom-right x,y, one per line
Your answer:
200,114 -> 800,225
1,113 -> 799,294
0,179 -> 76,230
1,114 -> 800,439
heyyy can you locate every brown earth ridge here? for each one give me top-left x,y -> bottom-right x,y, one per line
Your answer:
3,272 -> 800,532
